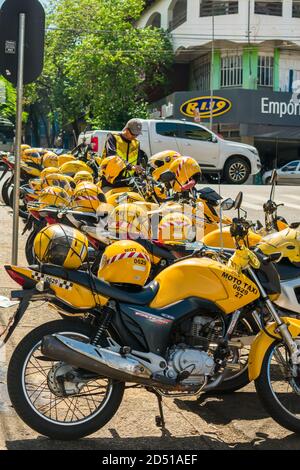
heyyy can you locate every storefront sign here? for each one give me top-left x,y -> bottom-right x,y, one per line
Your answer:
261,97 -> 300,118
180,95 -> 232,118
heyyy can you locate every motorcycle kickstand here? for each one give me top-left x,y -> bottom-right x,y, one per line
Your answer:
151,389 -> 171,437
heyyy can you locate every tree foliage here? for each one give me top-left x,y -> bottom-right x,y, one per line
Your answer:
26,0 -> 173,142
0,78 -> 17,122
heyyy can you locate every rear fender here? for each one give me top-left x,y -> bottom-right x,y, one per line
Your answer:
5,265 -> 37,288
248,317 -> 300,381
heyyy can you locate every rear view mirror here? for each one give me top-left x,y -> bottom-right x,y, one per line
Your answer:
221,198 -> 234,211
234,192 -> 243,210
159,170 -> 176,184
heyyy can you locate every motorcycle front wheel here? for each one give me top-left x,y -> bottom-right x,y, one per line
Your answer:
7,319 -> 125,440
255,340 -> 300,434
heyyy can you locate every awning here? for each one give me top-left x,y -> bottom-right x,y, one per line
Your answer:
241,123 -> 300,140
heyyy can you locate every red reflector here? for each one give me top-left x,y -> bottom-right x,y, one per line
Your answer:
6,269 -> 26,286
91,136 -> 99,152
87,235 -> 99,249
45,216 -> 57,225
30,210 -> 40,220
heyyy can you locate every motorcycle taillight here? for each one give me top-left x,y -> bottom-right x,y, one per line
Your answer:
91,136 -> 99,152
30,210 -> 40,220
5,269 -> 26,287
45,216 -> 57,225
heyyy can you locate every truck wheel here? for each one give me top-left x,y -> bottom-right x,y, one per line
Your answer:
224,158 -> 250,185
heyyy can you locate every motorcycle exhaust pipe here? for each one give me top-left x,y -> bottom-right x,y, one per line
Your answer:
41,334 -> 152,384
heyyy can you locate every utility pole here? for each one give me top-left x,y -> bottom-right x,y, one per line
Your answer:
209,1 -> 215,131
12,13 -> 25,265
248,0 -> 252,85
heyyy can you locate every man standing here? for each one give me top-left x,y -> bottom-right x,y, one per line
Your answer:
102,118 -> 147,171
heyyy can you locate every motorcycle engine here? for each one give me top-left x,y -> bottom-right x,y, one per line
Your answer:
167,314 -> 225,386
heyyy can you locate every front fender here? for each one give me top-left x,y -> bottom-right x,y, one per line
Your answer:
248,317 -> 300,382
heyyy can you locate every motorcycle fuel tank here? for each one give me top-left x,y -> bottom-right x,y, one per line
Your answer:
150,258 -> 259,313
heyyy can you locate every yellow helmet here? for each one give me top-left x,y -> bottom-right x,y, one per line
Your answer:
98,240 -> 151,286
158,212 -> 193,242
29,178 -> 43,192
149,150 -> 181,181
99,156 -> 126,184
22,148 -> 42,165
40,167 -> 60,179
257,228 -> 300,263
34,224 -> 88,269
73,170 -> 94,185
106,191 -> 145,207
41,173 -> 75,197
58,154 -> 76,166
21,144 -> 31,157
43,152 -> 59,168
38,186 -> 71,209
169,156 -> 201,193
108,203 -> 150,239
72,182 -> 106,213
20,161 -> 41,177
60,160 -> 93,177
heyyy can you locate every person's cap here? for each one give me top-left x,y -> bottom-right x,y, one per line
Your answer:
124,119 -> 143,136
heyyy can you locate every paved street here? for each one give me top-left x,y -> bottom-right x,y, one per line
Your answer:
0,185 -> 300,450
206,184 -> 300,225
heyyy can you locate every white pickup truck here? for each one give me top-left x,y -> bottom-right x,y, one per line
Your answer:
78,119 -> 261,184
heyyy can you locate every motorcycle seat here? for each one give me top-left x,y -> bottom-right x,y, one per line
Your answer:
135,239 -> 176,260
30,264 -> 159,305
197,187 -> 222,206
69,211 -> 99,225
276,260 -> 300,281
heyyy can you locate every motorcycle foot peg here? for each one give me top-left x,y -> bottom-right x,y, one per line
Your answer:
151,373 -> 176,386
119,346 -> 131,356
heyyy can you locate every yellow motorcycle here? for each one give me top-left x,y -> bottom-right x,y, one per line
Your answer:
202,169 -> 295,249
4,192 -> 300,439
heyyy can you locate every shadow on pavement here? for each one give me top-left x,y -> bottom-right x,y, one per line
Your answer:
174,391 -> 268,426
5,432 -> 300,450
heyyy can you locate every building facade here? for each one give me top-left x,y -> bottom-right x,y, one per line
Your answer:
137,0 -> 300,170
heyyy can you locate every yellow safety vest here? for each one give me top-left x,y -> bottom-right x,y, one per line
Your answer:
102,133 -> 139,167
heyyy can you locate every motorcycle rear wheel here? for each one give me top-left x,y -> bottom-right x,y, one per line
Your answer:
8,319 -> 125,440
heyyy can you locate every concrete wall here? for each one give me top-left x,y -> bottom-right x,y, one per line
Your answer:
137,0 -> 300,49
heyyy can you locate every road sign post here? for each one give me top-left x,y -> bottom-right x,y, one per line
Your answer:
12,13 -> 25,265
0,0 -> 45,264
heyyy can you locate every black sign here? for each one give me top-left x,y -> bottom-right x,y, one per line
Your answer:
0,0 -> 45,85
153,89 -> 300,128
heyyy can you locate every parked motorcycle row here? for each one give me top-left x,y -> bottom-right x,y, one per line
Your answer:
2,144 -> 300,440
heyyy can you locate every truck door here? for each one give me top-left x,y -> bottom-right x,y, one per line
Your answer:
176,123 -> 219,171
150,122 -> 181,155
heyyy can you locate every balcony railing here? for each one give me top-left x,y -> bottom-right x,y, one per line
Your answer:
254,1 -> 282,16
293,1 -> 300,18
200,1 -> 239,17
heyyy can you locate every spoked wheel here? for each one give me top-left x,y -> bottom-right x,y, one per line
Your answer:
8,188 -> 28,219
1,174 -> 13,206
255,340 -> 300,434
210,313 -> 259,394
7,320 -> 125,440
